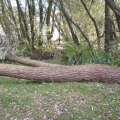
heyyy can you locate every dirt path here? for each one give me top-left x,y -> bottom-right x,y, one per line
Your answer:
42,59 -> 67,65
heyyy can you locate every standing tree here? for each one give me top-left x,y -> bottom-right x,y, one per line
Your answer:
0,0 -> 58,59
104,0 -> 119,52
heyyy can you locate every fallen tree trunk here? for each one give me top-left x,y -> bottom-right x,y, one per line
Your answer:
5,54 -> 61,67
0,63 -> 120,83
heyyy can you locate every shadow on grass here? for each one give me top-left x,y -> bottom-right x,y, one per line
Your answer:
0,76 -> 43,85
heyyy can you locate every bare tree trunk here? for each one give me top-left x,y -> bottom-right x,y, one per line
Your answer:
80,0 -> 100,48
59,0 -> 92,49
0,63 -> 120,83
16,0 -> 30,43
105,2 -> 112,52
105,0 -> 120,30
46,0 -> 54,41
60,0 -> 80,46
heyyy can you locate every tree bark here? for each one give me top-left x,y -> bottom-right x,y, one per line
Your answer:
105,0 -> 120,30
5,54 -> 61,67
0,63 -> 120,84
3,54 -> 120,84
105,2 -> 113,52
60,0 -> 80,46
80,0 -> 100,48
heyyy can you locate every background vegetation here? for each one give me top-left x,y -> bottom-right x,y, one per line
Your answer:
0,0 -> 120,64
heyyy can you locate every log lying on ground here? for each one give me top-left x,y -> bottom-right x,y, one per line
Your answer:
0,63 -> 120,83
5,54 -> 61,67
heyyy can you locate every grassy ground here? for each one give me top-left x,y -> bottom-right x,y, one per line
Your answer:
0,76 -> 120,120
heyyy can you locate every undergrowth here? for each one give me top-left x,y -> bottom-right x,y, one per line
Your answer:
62,41 -> 120,66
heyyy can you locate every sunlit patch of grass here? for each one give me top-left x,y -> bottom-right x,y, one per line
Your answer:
0,76 -> 120,120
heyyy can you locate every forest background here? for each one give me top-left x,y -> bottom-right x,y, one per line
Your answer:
0,0 -> 120,66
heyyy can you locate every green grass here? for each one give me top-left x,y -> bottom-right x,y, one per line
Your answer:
0,76 -> 120,120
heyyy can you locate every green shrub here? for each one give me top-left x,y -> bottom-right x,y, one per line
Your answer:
62,41 -> 120,66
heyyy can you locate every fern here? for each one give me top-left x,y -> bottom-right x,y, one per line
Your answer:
62,41 -> 120,66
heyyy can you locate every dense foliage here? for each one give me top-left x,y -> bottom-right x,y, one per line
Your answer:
62,41 -> 120,66
0,0 -> 120,63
